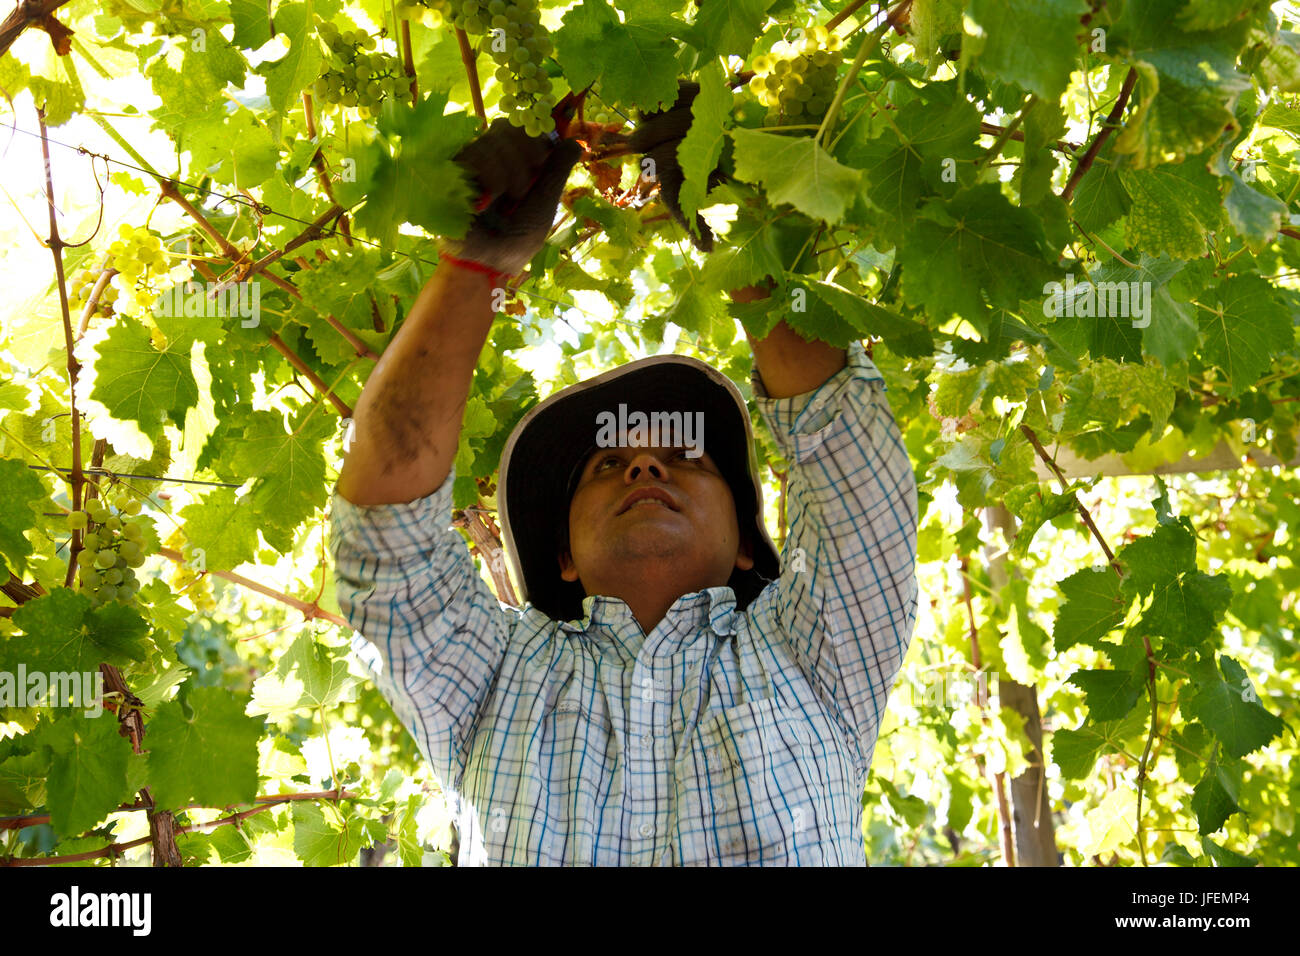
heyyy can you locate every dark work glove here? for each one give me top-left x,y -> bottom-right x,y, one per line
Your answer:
626,80 -> 728,252
440,118 -> 583,276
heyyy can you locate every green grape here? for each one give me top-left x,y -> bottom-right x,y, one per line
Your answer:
86,499 -> 107,520
119,540 -> 142,561
126,551 -> 145,568
67,510 -> 88,531
123,498 -> 141,516
95,549 -> 116,569
99,584 -> 117,602
83,531 -> 101,551
106,568 -> 124,586
81,569 -> 102,588
77,549 -> 97,568
105,515 -> 122,532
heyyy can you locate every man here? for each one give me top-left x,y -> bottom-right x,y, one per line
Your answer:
331,103 -> 919,866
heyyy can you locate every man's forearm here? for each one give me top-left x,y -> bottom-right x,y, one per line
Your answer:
336,262 -> 497,506
731,283 -> 848,398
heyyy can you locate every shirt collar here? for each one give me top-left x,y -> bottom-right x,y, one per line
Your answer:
558,585 -> 739,650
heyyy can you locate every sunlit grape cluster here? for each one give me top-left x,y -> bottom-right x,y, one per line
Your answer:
69,269 -> 118,319
72,489 -> 147,607
163,529 -> 218,614
314,21 -> 408,116
106,224 -> 170,315
748,25 -> 843,126
396,0 -> 452,28
454,0 -> 557,135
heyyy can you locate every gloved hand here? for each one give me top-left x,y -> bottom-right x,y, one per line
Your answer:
440,117 -> 583,278
626,80 -> 728,252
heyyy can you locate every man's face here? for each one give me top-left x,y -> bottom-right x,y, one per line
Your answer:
558,444 -> 754,594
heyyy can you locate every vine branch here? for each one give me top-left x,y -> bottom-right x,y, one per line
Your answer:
1061,68 -> 1137,203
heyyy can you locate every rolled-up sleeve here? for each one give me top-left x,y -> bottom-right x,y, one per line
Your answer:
751,341 -> 919,774
329,473 -> 514,788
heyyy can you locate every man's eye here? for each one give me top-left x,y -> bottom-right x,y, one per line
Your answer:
594,455 -> 621,471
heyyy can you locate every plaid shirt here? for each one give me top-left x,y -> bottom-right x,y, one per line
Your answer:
329,342 -> 918,866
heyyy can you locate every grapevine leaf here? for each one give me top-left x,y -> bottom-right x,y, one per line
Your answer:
1052,710 -> 1146,778
1071,148 -> 1131,232
90,320 -> 199,443
1068,668 -> 1144,722
42,712 -> 134,837
230,0 -> 273,49
684,0 -> 773,58
179,487 -> 262,570
899,184 -> 1062,322
730,129 -> 863,225
1200,835 -> 1256,866
966,0 -> 1091,100
676,60 -> 731,228
554,0 -> 681,111
1052,566 -> 1127,652
147,685 -> 262,809
292,800 -> 371,866
4,589 -> 150,673
226,407 -> 334,552
260,3 -> 323,119
1198,275 -> 1295,398
0,457 -> 46,575
1120,157 -> 1223,260
248,634 -> 359,718
1191,752 -> 1241,835
1186,656 -> 1286,759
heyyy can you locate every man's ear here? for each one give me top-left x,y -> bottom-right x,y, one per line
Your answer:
734,527 -> 755,572
558,549 -> 581,583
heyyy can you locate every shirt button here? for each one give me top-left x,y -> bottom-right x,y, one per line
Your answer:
640,733 -> 653,747
638,822 -> 655,838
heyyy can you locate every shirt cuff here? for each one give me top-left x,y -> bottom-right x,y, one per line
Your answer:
328,471 -> 458,561
752,340 -> 884,463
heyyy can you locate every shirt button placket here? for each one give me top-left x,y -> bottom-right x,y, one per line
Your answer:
629,659 -> 664,865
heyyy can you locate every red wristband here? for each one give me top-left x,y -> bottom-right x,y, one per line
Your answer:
439,252 -> 511,289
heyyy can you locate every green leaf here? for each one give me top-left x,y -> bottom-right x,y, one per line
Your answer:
1071,151 -> 1131,233
0,457 -> 46,575
800,281 -> 934,354
1200,835 -> 1256,866
730,129 -> 863,225
1198,275 -> 1295,398
248,635 -> 359,719
354,93 -> 479,246
1115,47 -> 1249,168
230,0 -> 273,49
148,685 -> 262,809
676,60 -> 731,228
1053,566 -> 1128,652
90,320 -> 198,443
260,3 -> 323,119
292,799 -> 372,866
834,82 -> 982,242
684,0 -> 772,58
1186,656 -> 1286,759
225,406 -> 334,552
42,713 -> 134,837
554,0 -> 681,111
899,184 -> 1061,322
4,589 -> 151,673
1120,157 -> 1223,260
701,210 -> 784,290
1177,0 -> 1269,32
179,487 -> 261,570
1191,752 -> 1241,835
1052,710 -> 1146,778
187,108 -> 279,189
966,0 -> 1091,100
1068,668 -> 1144,721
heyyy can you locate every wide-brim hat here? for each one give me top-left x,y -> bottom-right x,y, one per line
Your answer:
497,354 -> 781,622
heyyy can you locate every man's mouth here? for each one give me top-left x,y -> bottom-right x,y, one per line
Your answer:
617,486 -> 679,515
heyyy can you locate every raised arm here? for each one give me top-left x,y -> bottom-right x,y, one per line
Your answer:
337,122 -> 581,506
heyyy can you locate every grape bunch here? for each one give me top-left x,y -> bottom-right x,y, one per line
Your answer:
162,529 -> 218,614
69,268 -> 119,319
748,25 -> 844,126
71,489 -> 148,607
453,0 -> 557,135
396,0 -> 452,28
314,21 -> 408,116
105,224 -> 171,316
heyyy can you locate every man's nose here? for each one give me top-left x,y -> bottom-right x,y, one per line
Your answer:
624,450 -> 670,482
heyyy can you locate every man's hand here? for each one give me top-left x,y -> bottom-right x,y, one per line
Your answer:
626,81 -> 726,252
441,118 -> 583,276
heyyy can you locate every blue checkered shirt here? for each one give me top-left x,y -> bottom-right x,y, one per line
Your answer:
330,341 -> 919,866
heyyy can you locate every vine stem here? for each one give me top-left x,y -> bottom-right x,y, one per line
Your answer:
401,17 -> 419,106
456,27 -> 487,126
826,0 -> 871,32
1061,68 -> 1137,203
0,791 -> 360,866
1019,423 -> 1119,573
816,0 -> 912,149
976,95 -> 1037,172
0,790 -> 363,831
155,546 -> 347,626
302,92 -> 354,246
37,107 -> 86,588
